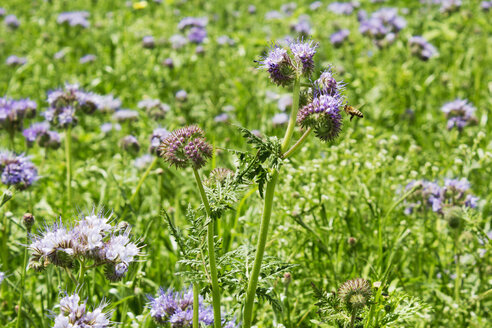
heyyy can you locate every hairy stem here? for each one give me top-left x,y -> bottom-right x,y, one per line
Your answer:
243,77 -> 301,328
65,126 -> 72,210
282,127 -> 312,159
193,168 -> 221,328
193,283 -> 200,328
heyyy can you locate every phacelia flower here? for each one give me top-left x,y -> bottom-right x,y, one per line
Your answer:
259,46 -> 294,87
120,135 -> 140,155
315,68 -> 344,96
113,109 -> 139,122
297,94 -> 343,142
0,97 -> 37,133
175,90 -> 188,102
177,17 -> 208,30
51,291 -> 112,328
57,11 -> 90,28
214,113 -> 229,123
28,210 -> 142,280
338,278 -> 372,314
95,94 -> 121,113
0,271 -> 4,284
328,2 -> 356,15
291,15 -> 312,37
5,14 -> 20,29
359,8 -> 406,45
330,29 -> 350,47
482,1 -> 492,11
6,55 -> 27,66
441,99 -> 477,131
289,39 -> 318,77
0,151 -> 37,190
409,36 -> 438,61
142,35 -> 155,49
80,54 -> 97,64
100,122 -> 121,133
150,128 -> 171,153
23,122 -> 61,149
188,27 -> 207,44
158,125 -> 212,169
440,0 -> 462,14
272,113 -> 289,126
169,34 -> 188,49
138,98 -> 170,119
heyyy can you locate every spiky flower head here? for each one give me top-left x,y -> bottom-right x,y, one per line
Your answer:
259,45 -> 295,87
289,39 -> 318,77
0,97 -> 37,133
297,94 -> 343,142
158,125 -> 213,169
315,68 -> 344,96
52,291 -> 113,328
338,278 -> 372,314
0,151 -> 38,190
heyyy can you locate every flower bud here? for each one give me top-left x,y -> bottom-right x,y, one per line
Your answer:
23,213 -> 35,232
338,278 -> 372,314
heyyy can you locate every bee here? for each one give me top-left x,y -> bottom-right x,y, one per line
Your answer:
344,103 -> 365,121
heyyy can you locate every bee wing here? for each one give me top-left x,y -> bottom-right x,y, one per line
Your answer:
355,103 -> 366,110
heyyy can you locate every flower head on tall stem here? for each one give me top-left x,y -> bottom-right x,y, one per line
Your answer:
158,125 -> 213,169
289,39 -> 318,77
0,151 -> 38,190
259,45 -> 295,87
338,278 -> 373,314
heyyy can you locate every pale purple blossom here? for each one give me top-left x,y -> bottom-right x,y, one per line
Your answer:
330,29 -> 350,46
441,99 -> 477,131
52,292 -> 112,328
5,14 -> 20,29
0,151 -> 38,189
80,54 -> 96,64
6,55 -> 27,66
272,113 -> 289,126
113,109 -> 139,122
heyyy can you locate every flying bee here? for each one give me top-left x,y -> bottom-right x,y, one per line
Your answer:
344,103 -> 365,121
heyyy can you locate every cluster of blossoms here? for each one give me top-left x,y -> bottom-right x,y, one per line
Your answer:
440,99 -> 477,131
51,292 -> 112,328
290,15 -> 312,37
150,127 -> 170,153
0,96 -> 37,134
482,1 -> 492,11
113,109 -> 139,122
148,286 -> 238,328
44,84 -> 113,129
338,278 -> 373,315
0,151 -> 37,189
358,8 -> 406,46
330,29 -> 350,47
138,98 -> 170,119
403,178 -> 479,215
328,1 -> 358,15
409,36 -> 438,61
29,211 -> 142,281
57,11 -> 90,28
4,13 -> 20,29
259,39 -> 318,86
177,16 -> 207,44
158,125 -> 212,169
23,122 -> 61,149
6,55 -> 27,66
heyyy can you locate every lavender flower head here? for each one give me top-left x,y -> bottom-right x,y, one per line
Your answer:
29,210 -> 142,281
0,271 -> 4,284
297,93 -> 343,142
328,2 -> 356,15
23,122 -> 61,149
138,98 -> 170,119
259,46 -> 294,87
170,34 -> 189,49
158,125 -> 213,169
330,29 -> 350,47
289,39 -> 318,77
291,15 -> 312,37
142,35 -> 155,49
409,36 -> 438,61
175,90 -> 188,102
440,0 -> 462,14
51,291 -> 112,328
113,109 -> 139,122
0,97 -> 37,132
80,54 -> 97,64
120,135 -> 140,155
5,14 -> 20,29
272,113 -> 289,126
177,17 -> 208,30
482,1 -> 492,11
188,27 -> 207,44
150,127 -> 170,153
95,94 -> 121,113
6,55 -> 27,66
0,151 -> 38,190
57,11 -> 90,28
440,99 -> 477,131
315,69 -> 344,96
100,122 -> 121,134
148,286 -> 214,327
359,8 -> 406,43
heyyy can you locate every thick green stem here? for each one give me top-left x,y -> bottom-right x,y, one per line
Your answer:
282,127 -> 312,159
243,77 -> 301,328
65,127 -> 72,210
16,230 -> 29,328
350,312 -> 356,328
193,283 -> 200,328
192,168 -> 221,328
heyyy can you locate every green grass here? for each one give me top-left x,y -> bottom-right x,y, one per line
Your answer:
0,0 -> 491,327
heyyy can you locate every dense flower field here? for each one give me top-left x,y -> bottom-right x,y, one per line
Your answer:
0,1 -> 491,327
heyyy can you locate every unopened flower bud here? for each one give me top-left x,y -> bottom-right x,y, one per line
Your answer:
23,213 -> 35,232
338,278 -> 372,314
283,272 -> 292,286
347,237 -> 357,246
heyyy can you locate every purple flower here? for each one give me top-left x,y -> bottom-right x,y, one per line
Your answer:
95,94 -> 121,112
52,291 -> 112,328
138,98 -> 170,119
440,0 -> 462,13
142,35 -> 155,49
169,34 -> 188,49
214,113 -> 229,123
113,109 -> 139,122
315,68 -> 344,96
6,55 -> 27,66
259,46 -> 294,86
158,125 -> 212,169
409,36 -> 438,60
289,39 -> 318,76
5,14 -> 20,29
272,113 -> 289,126
177,17 -> 208,30
134,154 -> 153,169
80,54 -> 96,64
328,2 -> 356,15
100,122 -> 121,133
482,1 -> 492,11
188,27 -> 207,44
291,15 -> 312,37
163,58 -> 174,68
57,11 -> 90,28
120,135 -> 140,154
0,8 -> 5,17
0,151 -> 37,190
0,271 -> 5,284
248,5 -> 257,14
265,10 -> 284,20
150,127 -> 170,153
441,99 -> 477,131
175,90 -> 188,102
0,97 -> 37,132
217,35 -> 235,46
23,122 -> 61,149
330,29 -> 350,47
310,1 -> 323,11
281,3 -> 297,16
297,94 -> 343,142
277,94 -> 293,111
359,7 -> 406,43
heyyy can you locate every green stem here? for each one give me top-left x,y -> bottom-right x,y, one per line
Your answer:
192,168 -> 221,328
65,127 -> 72,210
129,157 -> 158,204
350,312 -> 356,328
282,127 -> 312,159
454,233 -> 461,301
78,261 -> 86,286
193,283 -> 200,328
243,77 -> 301,328
16,230 -> 29,328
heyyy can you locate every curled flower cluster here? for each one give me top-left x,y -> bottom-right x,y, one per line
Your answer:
403,178 -> 479,215
440,99 -> 477,131
23,122 -> 61,149
409,36 -> 438,61
29,211 -> 142,281
57,11 -> 90,28
148,286 -> 238,328
158,125 -> 213,169
359,8 -> 406,46
0,96 -> 37,133
338,278 -> 372,314
138,98 -> 170,119
315,68 -> 345,96
289,39 -> 318,77
297,93 -> 343,142
52,292 -> 112,328
0,151 -> 37,189
178,17 -> 207,44
44,84 -> 105,129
